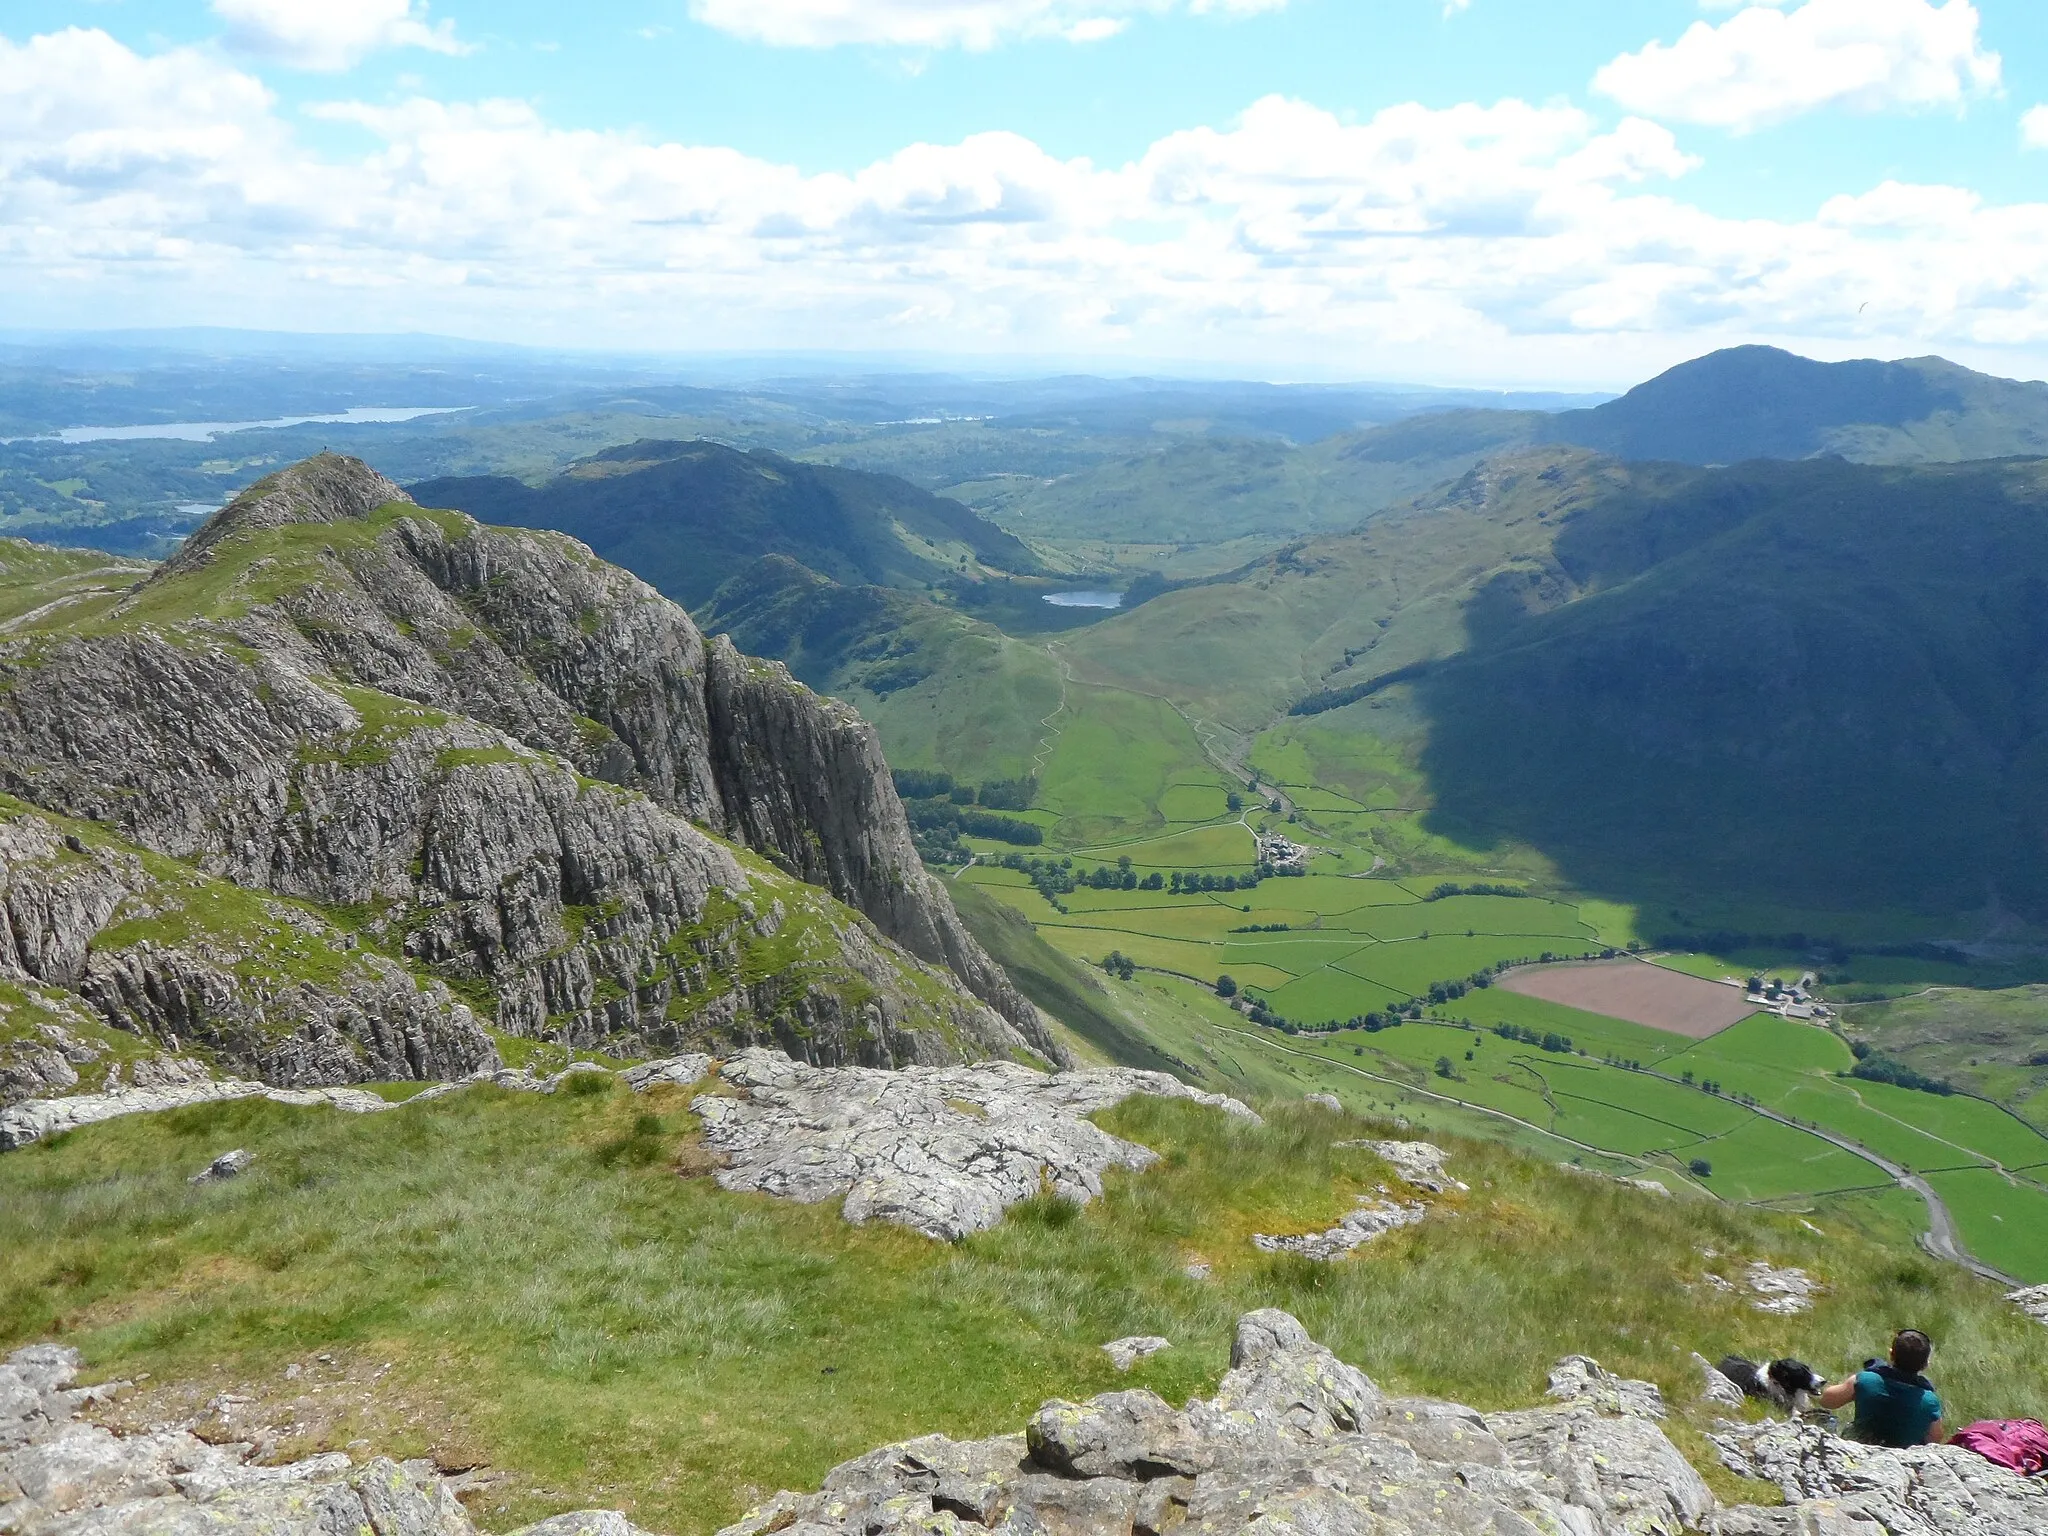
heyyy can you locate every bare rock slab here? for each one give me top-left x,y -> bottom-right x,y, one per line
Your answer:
692,1047 -> 1259,1240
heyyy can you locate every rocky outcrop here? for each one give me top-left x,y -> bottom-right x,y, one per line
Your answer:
1251,1196 -> 1425,1260
0,1076 -> 394,1150
1711,1417 -> 2048,1535
0,456 -> 1061,1074
1338,1137 -> 1468,1192
0,805 -> 496,1089
693,1047 -> 1259,1240
718,1310 -> 2048,1536
2009,1285 -> 2048,1328
0,1344 -> 649,1536
718,1309 -> 1720,1536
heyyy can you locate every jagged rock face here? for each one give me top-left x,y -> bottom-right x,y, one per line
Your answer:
0,1343 -> 648,1536
693,1047 -> 1261,1240
0,807 -> 495,1089
0,455 -> 1058,1075
721,1310 -> 2048,1536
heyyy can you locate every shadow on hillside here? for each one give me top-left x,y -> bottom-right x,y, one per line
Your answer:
1409,458 -> 2048,943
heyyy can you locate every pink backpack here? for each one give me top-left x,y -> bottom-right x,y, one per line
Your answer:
1951,1419 -> 2048,1476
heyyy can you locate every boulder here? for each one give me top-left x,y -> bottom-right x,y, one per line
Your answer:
188,1150 -> 253,1184
1100,1336 -> 1172,1372
1339,1138 -> 1469,1192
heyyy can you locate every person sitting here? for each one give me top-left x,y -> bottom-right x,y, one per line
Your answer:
1818,1329 -> 1945,1447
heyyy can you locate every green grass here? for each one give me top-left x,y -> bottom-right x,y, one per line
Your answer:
1922,1168 -> 2048,1281
7,1080 -> 2045,1536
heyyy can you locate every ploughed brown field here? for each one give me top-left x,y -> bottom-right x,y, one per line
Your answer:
1497,958 -> 1761,1039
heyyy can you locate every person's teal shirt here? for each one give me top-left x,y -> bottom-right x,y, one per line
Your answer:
1847,1365 -> 1941,1447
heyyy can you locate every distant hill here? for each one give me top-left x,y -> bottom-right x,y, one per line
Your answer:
411,439 -> 1042,609
1539,346 -> 2048,465
960,349 -> 2048,565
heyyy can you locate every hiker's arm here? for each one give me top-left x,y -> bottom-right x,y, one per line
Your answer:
1818,1379 -> 1857,1410
1927,1418 -> 1944,1444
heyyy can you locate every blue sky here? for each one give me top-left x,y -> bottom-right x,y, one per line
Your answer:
6,0 -> 2048,385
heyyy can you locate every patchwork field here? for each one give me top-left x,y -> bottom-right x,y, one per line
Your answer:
1498,959 -> 1761,1039
942,671 -> 2048,1283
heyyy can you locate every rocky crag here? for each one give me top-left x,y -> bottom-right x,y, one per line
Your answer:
0,455 -> 1058,1093
718,1310 -> 2048,1536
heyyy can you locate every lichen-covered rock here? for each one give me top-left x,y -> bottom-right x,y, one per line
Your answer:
0,1345 -> 651,1536
1100,1336 -> 1171,1372
718,1311 -> 1945,1536
1544,1354 -> 1668,1419
0,456 -> 1063,1076
692,1047 -> 1260,1240
1710,1417 -> 2048,1535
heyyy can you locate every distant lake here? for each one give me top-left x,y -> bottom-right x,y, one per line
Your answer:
4,407 -> 468,445
1042,590 -> 1123,609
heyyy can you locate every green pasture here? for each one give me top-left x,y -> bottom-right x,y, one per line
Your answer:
1034,685 -> 1233,844
1923,1169 -> 2048,1281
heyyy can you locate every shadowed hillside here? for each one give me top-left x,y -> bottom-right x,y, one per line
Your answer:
411,439 -> 1042,609
1416,454 -> 2048,926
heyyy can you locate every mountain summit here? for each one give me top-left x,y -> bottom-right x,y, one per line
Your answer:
1542,345 -> 2048,465
0,453 -> 1061,1086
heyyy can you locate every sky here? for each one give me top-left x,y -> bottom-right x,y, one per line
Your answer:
6,0 -> 2048,386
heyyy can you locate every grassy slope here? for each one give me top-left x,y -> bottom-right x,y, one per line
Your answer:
698,556 -> 1064,786
1840,987 -> 2048,1133
7,1080 -> 2044,1536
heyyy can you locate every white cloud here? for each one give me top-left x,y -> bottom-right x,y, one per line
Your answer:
11,26 -> 2048,379
211,0 -> 467,72
684,0 -> 1282,51
2024,105 -> 2048,149
1595,0 -> 2000,132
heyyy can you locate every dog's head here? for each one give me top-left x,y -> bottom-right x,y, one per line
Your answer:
1768,1358 -> 1823,1396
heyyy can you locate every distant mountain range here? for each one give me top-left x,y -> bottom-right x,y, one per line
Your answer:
970,347 -> 2048,558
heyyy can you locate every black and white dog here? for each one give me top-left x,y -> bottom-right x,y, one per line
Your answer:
1717,1356 -> 1827,1413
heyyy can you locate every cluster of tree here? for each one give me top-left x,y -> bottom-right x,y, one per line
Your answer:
1422,882 -> 1531,902
1677,1070 -> 1728,1094
891,768 -> 1039,811
992,852 -> 1083,909
1101,951 -> 1137,981
1493,1022 -> 1575,1054
1169,868 -> 1266,893
1230,922 -> 1292,933
903,797 -> 1043,845
1845,1040 -> 1956,1096
1689,1158 -> 1713,1177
